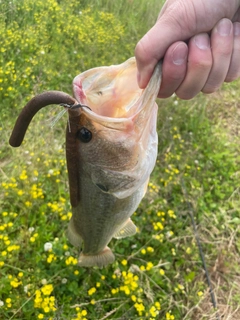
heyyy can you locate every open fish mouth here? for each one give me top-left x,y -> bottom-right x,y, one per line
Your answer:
72,57 -> 161,128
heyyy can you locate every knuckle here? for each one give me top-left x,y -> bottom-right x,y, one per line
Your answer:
190,58 -> 212,71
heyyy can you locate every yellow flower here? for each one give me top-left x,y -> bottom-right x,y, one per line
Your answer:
155,301 -> 161,310
134,302 -> 145,316
121,259 -> 128,266
41,284 -> 54,296
88,287 -> 96,296
146,262 -> 154,271
131,295 -> 137,302
197,291 -> 203,297
147,246 -> 154,253
10,279 -> 22,288
159,269 -> 165,275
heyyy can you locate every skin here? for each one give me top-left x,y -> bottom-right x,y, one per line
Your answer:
135,0 -> 240,99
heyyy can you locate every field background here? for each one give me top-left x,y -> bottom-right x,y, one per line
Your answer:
0,1 -> 240,319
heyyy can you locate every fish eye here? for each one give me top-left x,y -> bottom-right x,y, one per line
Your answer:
76,127 -> 92,143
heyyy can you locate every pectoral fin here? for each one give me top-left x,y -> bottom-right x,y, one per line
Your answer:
78,247 -> 115,268
114,218 -> 137,239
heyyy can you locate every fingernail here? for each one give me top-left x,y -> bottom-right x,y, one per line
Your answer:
234,22 -> 240,36
172,43 -> 187,65
217,19 -> 232,36
194,33 -> 210,50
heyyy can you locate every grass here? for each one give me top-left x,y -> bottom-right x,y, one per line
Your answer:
0,0 -> 240,319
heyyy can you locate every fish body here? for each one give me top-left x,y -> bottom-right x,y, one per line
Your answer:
67,57 -> 162,267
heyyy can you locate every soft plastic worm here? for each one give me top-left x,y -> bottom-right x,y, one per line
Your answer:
9,90 -> 76,147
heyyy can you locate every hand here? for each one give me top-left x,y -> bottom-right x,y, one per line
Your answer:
135,0 -> 240,99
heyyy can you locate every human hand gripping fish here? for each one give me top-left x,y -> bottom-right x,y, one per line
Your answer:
9,57 -> 162,267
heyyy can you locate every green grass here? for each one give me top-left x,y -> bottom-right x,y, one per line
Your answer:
0,1 -> 240,319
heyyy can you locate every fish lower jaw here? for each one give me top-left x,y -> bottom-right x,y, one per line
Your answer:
78,246 -> 115,268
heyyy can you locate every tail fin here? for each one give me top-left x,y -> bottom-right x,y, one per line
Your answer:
78,247 -> 115,268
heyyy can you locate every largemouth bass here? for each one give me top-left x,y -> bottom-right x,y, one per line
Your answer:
9,57 -> 162,268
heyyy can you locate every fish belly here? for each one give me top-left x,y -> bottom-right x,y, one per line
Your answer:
67,175 -> 146,267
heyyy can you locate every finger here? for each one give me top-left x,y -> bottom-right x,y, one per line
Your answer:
135,3 -> 198,89
175,33 -> 212,100
202,18 -> 233,93
225,22 -> 240,82
158,42 -> 188,98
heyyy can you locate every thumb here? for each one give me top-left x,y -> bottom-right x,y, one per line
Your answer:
135,4 -> 198,88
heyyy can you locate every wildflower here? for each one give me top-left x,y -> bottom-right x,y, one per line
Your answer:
0,300 -> 4,307
198,291 -> 203,297
150,305 -> 158,317
186,247 -> 192,254
19,170 -> 28,180
146,262 -> 154,271
65,256 -> 77,265
166,231 -> 174,238
147,246 -> 154,253
38,314 -> 44,319
167,210 -> 176,219
47,253 -> 56,264
62,278 -> 68,284
121,259 -> 128,266
5,298 -> 11,308
7,244 -> 20,252
63,244 -> 68,250
44,242 -> 53,252
41,284 -> 54,296
155,301 -> 161,310
134,302 -> 145,316
159,269 -> 165,275
10,278 -> 22,288
24,285 -> 30,293
111,288 -> 119,294
88,287 -> 96,296
166,312 -> 175,319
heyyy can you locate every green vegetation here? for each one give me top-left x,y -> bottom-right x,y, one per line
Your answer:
0,0 -> 239,319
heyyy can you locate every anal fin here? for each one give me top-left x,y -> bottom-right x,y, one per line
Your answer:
114,218 -> 137,239
78,247 -> 115,268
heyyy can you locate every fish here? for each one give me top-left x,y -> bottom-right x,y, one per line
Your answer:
9,57 -> 162,268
